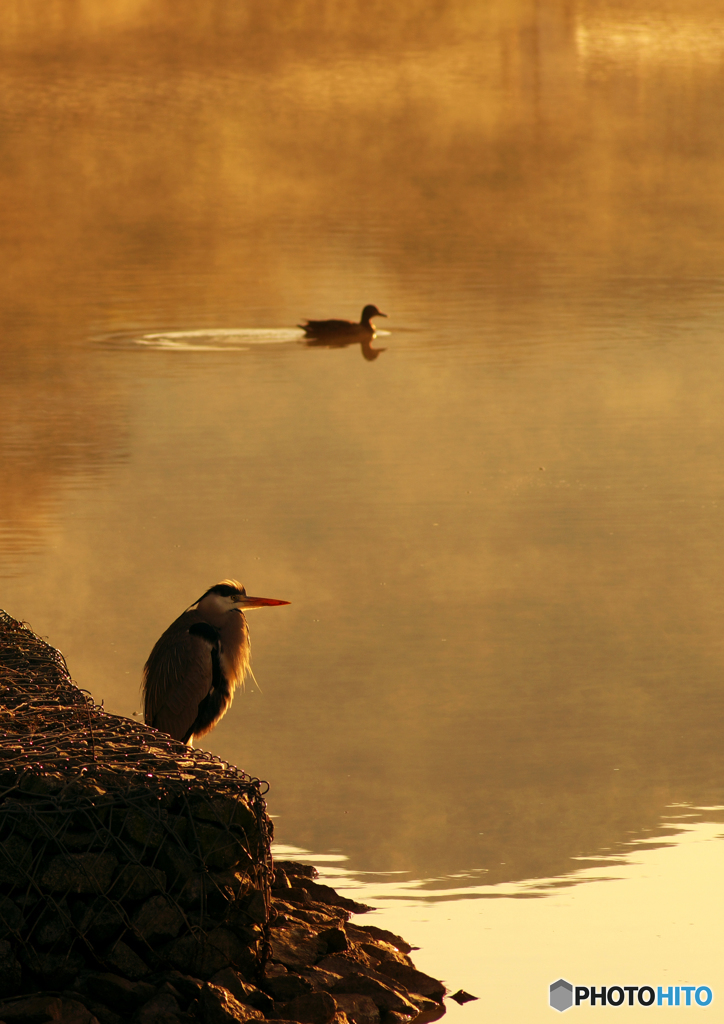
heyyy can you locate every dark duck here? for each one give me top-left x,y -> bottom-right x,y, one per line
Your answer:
299,304 -> 387,338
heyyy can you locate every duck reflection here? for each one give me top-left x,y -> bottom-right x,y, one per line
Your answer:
303,334 -> 386,361
299,304 -> 387,361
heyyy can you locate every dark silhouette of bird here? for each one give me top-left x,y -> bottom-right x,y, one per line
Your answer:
299,304 -> 387,338
142,579 -> 289,744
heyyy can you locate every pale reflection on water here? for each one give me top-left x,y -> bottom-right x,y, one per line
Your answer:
275,815 -> 724,1022
2,0 -> 724,1017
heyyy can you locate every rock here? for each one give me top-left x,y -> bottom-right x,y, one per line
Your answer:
132,895 -> 184,944
163,933 -> 210,977
298,967 -> 345,992
0,995 -> 98,1023
200,983 -> 265,1024
330,976 -> 419,1016
279,991 -> 337,1024
380,1013 -> 417,1024
17,772 -> 63,796
262,972 -> 314,1001
134,991 -> 182,1024
449,989 -> 478,1005
209,969 -> 273,1012
344,927 -> 412,955
332,994 -> 380,1024
84,972 -> 156,1013
176,872 -> 206,909
156,842 -> 196,887
193,823 -> 247,871
73,897 -> 126,946
209,870 -> 250,898
163,928 -> 254,980
35,897 -> 72,946
269,924 -> 322,968
63,831 -> 98,850
274,862 -> 318,881
110,864 -> 167,900
191,795 -> 257,830
60,780 -> 108,802
40,853 -> 118,894
315,958 -> 413,1003
22,948 -> 86,988
166,814 -> 190,842
105,939 -> 152,979
123,808 -> 165,848
0,995 -> 96,1019
85,1001 -> 124,1024
318,927 -> 348,954
0,938 -> 22,996
274,904 -> 344,932
226,890 -> 267,928
0,836 -> 32,884
271,868 -> 291,890
157,981 -> 183,1001
0,895 -> 23,938
295,880 -> 372,915
357,944 -> 408,969
0,994 -> 59,1023
208,925 -> 258,971
373,962 -> 445,1001
316,958 -> 376,982
281,887 -> 312,906
154,972 -> 204,1003
164,933 -> 224,978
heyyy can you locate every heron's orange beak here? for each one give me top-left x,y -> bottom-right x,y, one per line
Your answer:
236,595 -> 290,610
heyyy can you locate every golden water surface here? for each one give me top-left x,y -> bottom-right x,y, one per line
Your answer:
2,1 -> 724,1018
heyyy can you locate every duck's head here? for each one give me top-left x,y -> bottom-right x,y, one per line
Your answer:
361,304 -> 387,323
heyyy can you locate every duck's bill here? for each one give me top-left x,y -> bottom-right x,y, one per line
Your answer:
237,596 -> 290,609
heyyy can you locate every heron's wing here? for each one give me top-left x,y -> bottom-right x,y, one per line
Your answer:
142,611 -> 218,742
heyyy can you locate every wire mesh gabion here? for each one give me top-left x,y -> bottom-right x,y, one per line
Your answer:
0,609 -> 273,997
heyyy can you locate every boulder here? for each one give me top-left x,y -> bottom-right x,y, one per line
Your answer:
132,895 -> 184,944
279,991 -> 337,1024
330,975 -> 419,1016
40,853 -> 118,894
374,961 -> 446,1001
134,991 -> 183,1024
105,939 -> 152,980
0,995 -> 98,1023
0,938 -> 22,996
200,983 -> 265,1024
110,864 -> 167,900
269,924 -> 322,967
209,968 -> 273,1012
332,994 -> 380,1024
22,949 -> 86,989
84,972 -> 156,1013
262,971 -> 314,1001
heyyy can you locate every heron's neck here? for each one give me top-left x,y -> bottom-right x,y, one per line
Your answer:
218,611 -> 250,687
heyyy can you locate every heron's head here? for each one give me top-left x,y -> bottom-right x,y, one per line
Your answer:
193,579 -> 289,617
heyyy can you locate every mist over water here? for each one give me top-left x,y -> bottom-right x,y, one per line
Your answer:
2,2 -> 724,1017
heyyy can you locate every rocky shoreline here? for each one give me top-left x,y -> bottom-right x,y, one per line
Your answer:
0,611 -> 447,1024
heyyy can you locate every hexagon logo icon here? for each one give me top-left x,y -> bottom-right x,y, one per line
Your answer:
550,979 -> 573,1012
